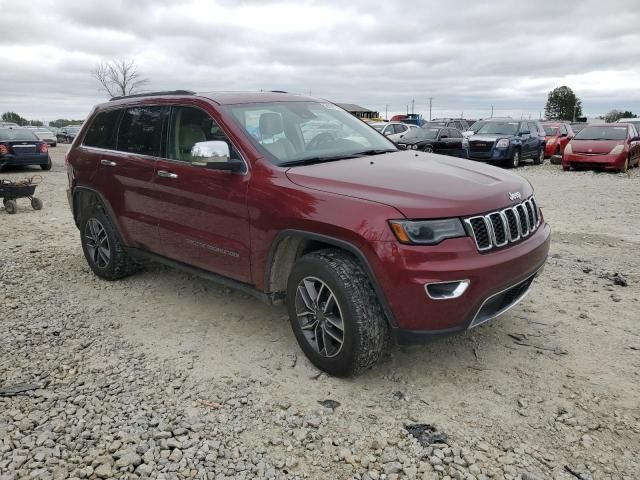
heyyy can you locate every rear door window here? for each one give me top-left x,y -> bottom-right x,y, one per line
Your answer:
83,109 -> 121,149
116,106 -> 168,157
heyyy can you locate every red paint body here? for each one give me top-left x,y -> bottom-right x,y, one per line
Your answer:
562,125 -> 640,172
541,121 -> 574,157
67,92 -> 550,335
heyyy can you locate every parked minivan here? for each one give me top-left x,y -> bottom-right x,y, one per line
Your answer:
66,91 -> 550,376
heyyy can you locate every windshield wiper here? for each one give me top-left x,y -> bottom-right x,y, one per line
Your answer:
279,149 -> 396,167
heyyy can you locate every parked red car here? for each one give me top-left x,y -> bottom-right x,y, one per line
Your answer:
66,91 -> 550,376
562,124 -> 640,172
541,121 -> 574,157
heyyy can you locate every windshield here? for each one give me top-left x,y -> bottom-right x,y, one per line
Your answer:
543,126 -> 559,136
223,101 -> 396,165
574,126 -> 628,141
476,122 -> 519,135
470,121 -> 486,132
0,128 -> 39,141
403,128 -> 439,140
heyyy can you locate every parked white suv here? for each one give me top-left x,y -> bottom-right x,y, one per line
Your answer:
370,122 -> 418,142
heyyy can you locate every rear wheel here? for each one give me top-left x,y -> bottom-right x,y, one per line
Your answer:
287,249 -> 389,376
3,199 -> 17,214
40,155 -> 52,171
80,209 -> 138,280
423,145 -> 434,153
533,148 -> 544,165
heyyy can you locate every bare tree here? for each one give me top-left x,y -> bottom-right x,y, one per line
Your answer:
91,59 -> 150,98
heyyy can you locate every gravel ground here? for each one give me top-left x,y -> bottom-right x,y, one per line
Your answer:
1,146 -> 639,480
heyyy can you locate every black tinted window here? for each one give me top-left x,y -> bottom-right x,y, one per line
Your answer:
450,128 -> 462,138
0,128 -> 38,141
117,106 -> 167,156
83,109 -> 120,148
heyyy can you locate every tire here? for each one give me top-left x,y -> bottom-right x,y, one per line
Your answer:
80,208 -> 138,280
40,155 -> 52,171
620,157 -> 629,173
286,249 -> 389,376
423,145 -> 434,153
4,199 -> 17,214
507,149 -> 520,168
533,148 -> 544,165
31,197 -> 43,210
562,165 -> 570,171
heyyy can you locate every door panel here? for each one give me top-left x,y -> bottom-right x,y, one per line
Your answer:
152,104 -> 252,283
93,105 -> 168,251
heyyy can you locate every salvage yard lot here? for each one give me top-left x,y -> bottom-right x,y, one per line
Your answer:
1,146 -> 639,479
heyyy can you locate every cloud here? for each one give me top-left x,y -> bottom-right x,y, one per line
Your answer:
1,0 -> 639,121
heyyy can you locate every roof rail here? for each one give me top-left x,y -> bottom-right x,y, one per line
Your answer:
109,90 -> 195,101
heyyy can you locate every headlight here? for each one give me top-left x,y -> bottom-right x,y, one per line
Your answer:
411,144 -> 418,150
609,144 -> 625,155
564,143 -> 573,155
389,219 -> 466,245
547,137 -> 555,144
496,138 -> 509,148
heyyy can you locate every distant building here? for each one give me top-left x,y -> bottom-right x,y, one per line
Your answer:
336,103 -> 379,120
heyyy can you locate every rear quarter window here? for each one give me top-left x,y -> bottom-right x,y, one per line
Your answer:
83,109 -> 121,149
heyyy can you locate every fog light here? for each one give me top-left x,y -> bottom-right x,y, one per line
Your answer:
425,280 -> 470,300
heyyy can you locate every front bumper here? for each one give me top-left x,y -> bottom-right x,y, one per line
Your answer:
563,152 -> 625,170
468,147 -> 512,162
368,223 -> 551,341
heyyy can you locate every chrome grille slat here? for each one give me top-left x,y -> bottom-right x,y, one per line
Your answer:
465,196 -> 540,252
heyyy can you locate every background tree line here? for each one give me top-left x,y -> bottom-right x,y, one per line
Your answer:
2,112 -> 83,128
544,86 -> 636,123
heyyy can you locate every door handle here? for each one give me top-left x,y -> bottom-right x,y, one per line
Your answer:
157,170 -> 178,179
100,159 -> 117,167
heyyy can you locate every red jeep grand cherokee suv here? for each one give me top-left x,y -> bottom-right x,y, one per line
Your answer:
66,91 -> 550,376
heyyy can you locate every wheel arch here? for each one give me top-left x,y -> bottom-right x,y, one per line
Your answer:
72,187 -> 127,243
264,230 -> 397,327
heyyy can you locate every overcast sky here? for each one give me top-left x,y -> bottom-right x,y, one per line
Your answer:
1,0 -> 639,122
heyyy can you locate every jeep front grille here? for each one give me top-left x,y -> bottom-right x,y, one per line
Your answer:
464,196 -> 540,252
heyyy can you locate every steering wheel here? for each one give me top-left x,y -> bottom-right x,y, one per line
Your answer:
307,132 -> 335,151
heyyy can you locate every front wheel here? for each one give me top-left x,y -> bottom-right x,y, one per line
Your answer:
506,149 -> 520,168
31,197 -> 43,210
286,250 -> 389,376
620,157 -> 629,173
423,145 -> 434,153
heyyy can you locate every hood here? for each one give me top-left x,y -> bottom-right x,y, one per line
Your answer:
285,151 -> 532,219
571,139 -> 621,154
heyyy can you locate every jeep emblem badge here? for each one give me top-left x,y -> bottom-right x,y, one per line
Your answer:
508,192 -> 521,201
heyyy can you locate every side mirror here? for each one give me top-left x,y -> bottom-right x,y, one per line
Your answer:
399,135 -> 404,138
191,141 -> 244,172
630,136 -> 640,142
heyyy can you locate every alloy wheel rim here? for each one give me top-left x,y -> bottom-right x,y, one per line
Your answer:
294,276 -> 345,358
539,150 -> 544,163
513,152 -> 519,166
85,218 -> 111,268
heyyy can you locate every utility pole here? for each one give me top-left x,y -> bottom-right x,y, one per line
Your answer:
385,104 -> 389,121
406,104 -> 409,115
573,103 -> 578,122
411,99 -> 415,115
428,97 -> 433,121
490,105 -> 494,118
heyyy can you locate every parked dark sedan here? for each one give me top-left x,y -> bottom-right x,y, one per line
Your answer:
397,127 -> 468,158
468,120 -> 546,168
0,128 -> 51,170
56,125 -> 82,143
